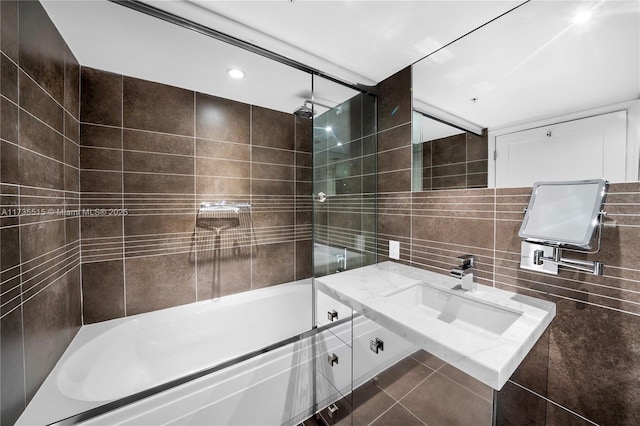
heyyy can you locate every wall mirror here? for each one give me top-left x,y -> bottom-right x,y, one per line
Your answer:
412,0 -> 640,190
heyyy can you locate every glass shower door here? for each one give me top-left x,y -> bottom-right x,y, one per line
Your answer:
311,75 -> 376,424
312,79 -> 377,278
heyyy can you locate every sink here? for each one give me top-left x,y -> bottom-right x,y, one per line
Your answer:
315,262 -> 556,390
386,283 -> 522,336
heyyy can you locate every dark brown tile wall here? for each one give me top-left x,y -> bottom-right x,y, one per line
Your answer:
376,68 -> 413,265
374,64 -> 640,425
411,188 -> 496,287
494,185 -> 640,425
80,68 -> 313,321
0,1 -> 81,424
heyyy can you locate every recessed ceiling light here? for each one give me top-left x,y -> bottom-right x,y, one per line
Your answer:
227,68 -> 245,79
325,126 -> 332,132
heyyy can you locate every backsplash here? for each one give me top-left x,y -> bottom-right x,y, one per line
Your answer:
0,1 -> 81,424
376,65 -> 640,425
79,67 -> 313,322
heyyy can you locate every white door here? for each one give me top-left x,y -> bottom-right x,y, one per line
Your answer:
495,111 -> 627,188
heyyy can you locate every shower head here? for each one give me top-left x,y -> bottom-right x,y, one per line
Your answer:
293,103 -> 315,119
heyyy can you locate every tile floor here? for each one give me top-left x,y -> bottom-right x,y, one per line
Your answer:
303,350 -> 493,426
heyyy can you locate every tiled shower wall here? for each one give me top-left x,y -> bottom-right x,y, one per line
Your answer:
79,67 -> 313,323
376,65 -> 640,425
0,1 -> 82,424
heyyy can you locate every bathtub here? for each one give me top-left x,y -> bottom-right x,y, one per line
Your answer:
18,278 -> 416,425
18,281 -> 312,425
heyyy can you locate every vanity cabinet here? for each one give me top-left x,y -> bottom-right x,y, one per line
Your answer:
314,287 -> 418,423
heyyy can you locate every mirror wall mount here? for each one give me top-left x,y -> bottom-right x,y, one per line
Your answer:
521,242 -> 604,276
518,179 -> 609,276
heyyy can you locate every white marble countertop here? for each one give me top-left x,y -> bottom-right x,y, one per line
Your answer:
315,261 -> 556,390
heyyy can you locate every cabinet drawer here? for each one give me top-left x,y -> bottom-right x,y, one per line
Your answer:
352,324 -> 417,385
316,289 -> 352,330
315,331 -> 353,397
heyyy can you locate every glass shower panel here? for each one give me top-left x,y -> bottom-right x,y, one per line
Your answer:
312,77 -> 377,278
311,75 -> 376,425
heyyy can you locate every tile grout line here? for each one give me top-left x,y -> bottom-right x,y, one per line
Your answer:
16,15 -> 29,404
293,115 -> 297,281
493,186 -> 497,289
249,105 -> 253,291
508,380 -> 600,426
193,91 -> 198,302
431,368 -> 494,404
120,73 -> 127,317
370,399 -> 431,426
76,66 -> 85,325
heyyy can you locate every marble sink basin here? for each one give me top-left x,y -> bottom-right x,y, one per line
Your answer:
316,261 -> 556,390
385,282 -> 522,337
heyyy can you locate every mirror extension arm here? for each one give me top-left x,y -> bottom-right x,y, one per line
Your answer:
532,246 -> 604,276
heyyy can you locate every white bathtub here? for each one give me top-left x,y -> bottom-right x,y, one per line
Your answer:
18,278 -> 416,425
18,281 -> 313,425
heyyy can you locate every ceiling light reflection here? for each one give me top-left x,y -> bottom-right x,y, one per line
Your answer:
572,10 -> 593,25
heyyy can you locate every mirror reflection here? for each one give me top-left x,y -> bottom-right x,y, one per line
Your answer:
412,0 -> 639,190
412,112 -> 488,191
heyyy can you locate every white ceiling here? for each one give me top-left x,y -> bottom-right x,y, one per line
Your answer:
151,0 -> 522,85
42,0 -> 638,127
413,0 -> 640,129
41,0 -> 521,115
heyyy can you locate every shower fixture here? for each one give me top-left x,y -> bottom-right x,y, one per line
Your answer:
293,99 -> 338,118
293,103 -> 315,119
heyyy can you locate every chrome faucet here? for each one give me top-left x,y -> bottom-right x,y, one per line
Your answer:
450,255 -> 476,291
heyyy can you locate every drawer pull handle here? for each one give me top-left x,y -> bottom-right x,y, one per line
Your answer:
370,338 -> 384,354
327,403 -> 339,418
328,353 -> 339,366
327,310 -> 338,321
